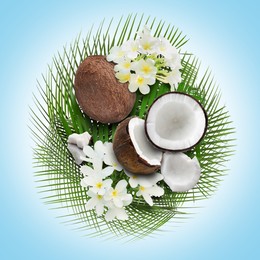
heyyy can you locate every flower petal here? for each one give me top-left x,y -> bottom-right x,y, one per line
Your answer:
101,166 -> 114,178
105,208 -> 116,221
116,180 -> 128,192
139,84 -> 150,95
142,192 -> 153,206
83,145 -> 96,158
103,178 -> 113,188
95,203 -> 105,216
94,140 -> 106,158
85,198 -> 97,211
115,208 -> 129,220
129,178 -> 138,188
92,157 -> 103,173
80,165 -> 95,176
147,185 -> 164,197
113,197 -> 124,208
128,82 -> 139,93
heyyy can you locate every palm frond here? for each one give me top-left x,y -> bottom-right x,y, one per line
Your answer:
30,14 -> 235,241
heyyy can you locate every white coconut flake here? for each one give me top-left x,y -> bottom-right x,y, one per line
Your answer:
68,131 -> 91,149
67,144 -> 86,165
161,152 -> 201,192
146,93 -> 207,151
128,117 -> 162,166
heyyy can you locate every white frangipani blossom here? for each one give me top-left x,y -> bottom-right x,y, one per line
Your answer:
121,40 -> 139,59
103,142 -> 123,171
125,171 -> 163,188
128,74 -> 155,94
106,46 -> 126,63
82,140 -> 106,163
131,59 -> 157,78
165,67 -> 182,91
125,171 -> 164,206
85,190 -> 107,216
114,58 -> 132,73
137,184 -> 164,206
104,180 -> 132,208
115,71 -> 131,83
105,204 -> 129,221
80,157 -> 114,195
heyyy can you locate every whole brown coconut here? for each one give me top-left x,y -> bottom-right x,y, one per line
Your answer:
113,117 -> 162,175
74,55 -> 136,124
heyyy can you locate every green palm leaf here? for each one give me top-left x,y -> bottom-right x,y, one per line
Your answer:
30,14 -> 235,241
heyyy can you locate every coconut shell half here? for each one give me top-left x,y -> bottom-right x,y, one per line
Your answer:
74,55 -> 136,124
113,117 -> 162,175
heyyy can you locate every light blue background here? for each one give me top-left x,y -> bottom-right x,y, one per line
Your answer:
1,0 -> 259,259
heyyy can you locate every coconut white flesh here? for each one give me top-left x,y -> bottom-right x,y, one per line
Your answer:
68,131 -> 91,149
146,93 -> 206,150
67,144 -> 85,165
161,152 -> 201,192
128,117 -> 162,166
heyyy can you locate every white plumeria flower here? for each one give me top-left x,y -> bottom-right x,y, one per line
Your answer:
137,25 -> 152,38
128,74 -> 155,94
104,180 -> 132,208
105,204 -> 129,221
165,67 -> 182,91
138,35 -> 158,54
106,46 -> 126,63
85,189 -> 107,216
132,59 -> 157,78
80,157 -> 114,195
165,52 -> 182,70
103,142 -> 123,171
114,58 -> 132,72
82,140 -> 106,163
156,37 -> 178,60
121,40 -> 139,59
115,71 -> 131,83
125,171 -> 163,188
137,184 -> 164,206
137,26 -> 158,54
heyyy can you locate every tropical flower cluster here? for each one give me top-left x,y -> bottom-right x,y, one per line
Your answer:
67,132 -> 164,221
107,26 -> 182,94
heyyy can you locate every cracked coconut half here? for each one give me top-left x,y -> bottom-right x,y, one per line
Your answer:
145,92 -> 208,151
113,117 -> 163,175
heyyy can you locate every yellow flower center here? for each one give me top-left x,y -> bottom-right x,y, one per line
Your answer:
96,182 -> 103,189
112,190 -> 118,197
118,50 -> 125,57
132,175 -> 137,179
123,73 -> 130,81
123,62 -> 131,69
140,186 -> 145,191
143,42 -> 151,50
137,76 -> 144,85
142,65 -> 152,74
97,195 -> 103,200
112,162 -> 118,167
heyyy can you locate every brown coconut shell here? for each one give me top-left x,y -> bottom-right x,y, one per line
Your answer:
113,117 -> 160,175
74,55 -> 136,124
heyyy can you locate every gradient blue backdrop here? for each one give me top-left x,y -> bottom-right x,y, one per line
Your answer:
1,0 -> 259,259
